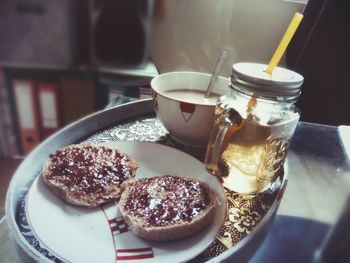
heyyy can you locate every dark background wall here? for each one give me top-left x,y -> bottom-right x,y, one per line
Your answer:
287,0 -> 350,126
0,0 -> 152,68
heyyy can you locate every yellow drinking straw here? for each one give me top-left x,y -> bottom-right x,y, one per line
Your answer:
266,12 -> 303,75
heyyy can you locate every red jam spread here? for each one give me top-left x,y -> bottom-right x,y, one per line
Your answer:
124,175 -> 211,226
46,145 -> 134,195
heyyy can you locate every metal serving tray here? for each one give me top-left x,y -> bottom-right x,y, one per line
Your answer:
6,99 -> 287,263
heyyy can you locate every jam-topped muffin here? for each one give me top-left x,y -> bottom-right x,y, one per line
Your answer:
118,175 -> 217,241
42,144 -> 138,207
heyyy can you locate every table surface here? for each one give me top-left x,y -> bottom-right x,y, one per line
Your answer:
251,122 -> 350,263
1,116 -> 349,262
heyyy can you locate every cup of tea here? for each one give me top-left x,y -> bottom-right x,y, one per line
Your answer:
151,71 -> 228,147
205,63 -> 303,194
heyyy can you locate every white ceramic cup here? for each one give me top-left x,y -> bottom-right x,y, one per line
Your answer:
151,71 -> 228,147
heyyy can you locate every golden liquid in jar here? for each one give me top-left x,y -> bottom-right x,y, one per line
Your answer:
207,102 -> 297,193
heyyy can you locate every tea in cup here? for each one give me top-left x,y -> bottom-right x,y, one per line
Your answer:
205,63 -> 303,193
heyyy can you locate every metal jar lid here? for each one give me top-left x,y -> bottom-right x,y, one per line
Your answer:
230,62 -> 304,101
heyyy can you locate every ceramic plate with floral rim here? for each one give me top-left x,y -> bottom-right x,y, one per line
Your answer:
25,141 -> 226,263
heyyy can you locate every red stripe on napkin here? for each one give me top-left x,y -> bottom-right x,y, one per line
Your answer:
116,247 -> 154,260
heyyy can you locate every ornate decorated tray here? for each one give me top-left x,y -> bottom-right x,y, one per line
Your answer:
6,99 -> 286,263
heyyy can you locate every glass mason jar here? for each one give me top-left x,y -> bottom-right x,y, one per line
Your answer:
205,62 -> 303,194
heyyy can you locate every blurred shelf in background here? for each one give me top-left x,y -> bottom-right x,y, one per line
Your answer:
0,61 -> 158,158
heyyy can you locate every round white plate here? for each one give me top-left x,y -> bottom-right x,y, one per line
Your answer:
25,141 -> 226,263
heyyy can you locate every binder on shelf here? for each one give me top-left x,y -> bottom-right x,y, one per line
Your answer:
37,81 -> 61,139
0,69 -> 20,157
0,99 -> 20,156
12,80 -> 41,155
60,79 -> 95,126
0,68 -> 7,156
